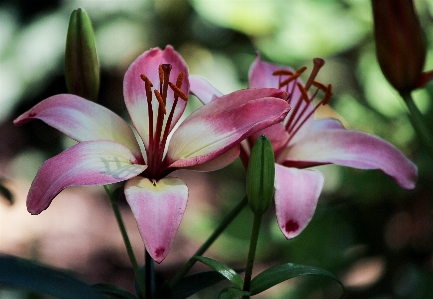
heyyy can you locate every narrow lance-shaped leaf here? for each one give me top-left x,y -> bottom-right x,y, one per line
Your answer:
193,256 -> 244,290
249,263 -> 345,297
218,287 -> 250,299
0,255 -> 108,299
65,8 -> 100,102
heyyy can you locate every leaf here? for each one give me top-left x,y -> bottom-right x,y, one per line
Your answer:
92,283 -> 138,299
193,256 -> 244,290
165,270 -> 244,299
0,254 -> 108,299
249,263 -> 345,297
218,287 -> 250,299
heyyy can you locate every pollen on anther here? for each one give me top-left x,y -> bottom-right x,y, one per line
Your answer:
322,84 -> 333,105
312,81 -> 327,92
296,82 -> 310,104
272,69 -> 293,76
158,65 -> 164,83
176,72 -> 184,88
169,82 -> 188,102
154,90 -> 167,114
279,67 -> 307,88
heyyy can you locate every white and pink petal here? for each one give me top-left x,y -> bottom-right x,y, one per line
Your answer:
284,129 -> 417,189
14,94 -> 142,159
189,75 -> 224,104
274,164 -> 324,239
124,176 -> 188,263
124,46 -> 189,149
166,89 -> 290,169
27,140 -> 147,214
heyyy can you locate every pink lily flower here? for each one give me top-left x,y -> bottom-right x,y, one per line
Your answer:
14,46 -> 290,263
190,55 -> 417,240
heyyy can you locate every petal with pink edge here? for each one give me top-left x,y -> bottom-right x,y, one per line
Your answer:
27,140 -> 147,215
274,164 -> 324,239
166,89 -> 290,168
14,94 -> 142,159
124,176 -> 188,263
285,130 -> 417,189
124,46 -> 189,149
189,75 -> 223,104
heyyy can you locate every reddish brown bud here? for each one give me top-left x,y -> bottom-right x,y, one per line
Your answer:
372,0 -> 426,93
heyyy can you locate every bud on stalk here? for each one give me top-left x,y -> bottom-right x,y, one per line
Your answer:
246,135 -> 275,216
65,8 -> 100,102
371,0 -> 426,94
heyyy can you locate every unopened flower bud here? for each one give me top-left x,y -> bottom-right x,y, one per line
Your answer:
65,8 -> 100,102
372,0 -> 426,93
246,135 -> 275,215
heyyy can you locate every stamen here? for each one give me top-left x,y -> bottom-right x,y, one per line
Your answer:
322,84 -> 333,105
272,69 -> 294,76
158,65 -> 164,87
176,72 -> 184,88
312,81 -> 327,92
154,90 -> 167,114
296,82 -> 310,104
168,82 -> 188,102
140,74 -> 154,103
279,67 -> 307,88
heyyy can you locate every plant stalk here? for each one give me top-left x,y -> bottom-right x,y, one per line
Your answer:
242,212 -> 262,299
105,185 -> 146,298
169,196 -> 248,286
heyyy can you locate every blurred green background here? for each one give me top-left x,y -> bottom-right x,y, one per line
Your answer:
0,0 -> 432,298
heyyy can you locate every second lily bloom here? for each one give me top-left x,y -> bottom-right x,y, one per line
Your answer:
191,55 -> 417,240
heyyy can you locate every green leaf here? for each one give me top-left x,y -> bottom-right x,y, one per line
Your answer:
158,270 -> 243,299
92,283 -> 138,299
0,254 -> 108,299
193,256 -> 244,290
0,181 -> 13,205
218,287 -> 250,299
249,263 -> 345,297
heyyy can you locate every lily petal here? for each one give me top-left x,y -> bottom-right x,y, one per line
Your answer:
284,130 -> 417,189
27,140 -> 147,214
14,94 -> 142,159
189,75 -> 223,104
166,88 -> 290,168
183,146 -> 240,172
311,118 -> 345,131
124,176 -> 188,263
124,46 -> 189,149
274,164 -> 324,239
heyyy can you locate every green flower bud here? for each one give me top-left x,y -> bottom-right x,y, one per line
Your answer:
372,0 -> 426,94
246,135 -> 275,216
65,8 -> 100,102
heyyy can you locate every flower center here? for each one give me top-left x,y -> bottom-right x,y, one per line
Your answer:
273,58 -> 332,151
140,64 -> 188,179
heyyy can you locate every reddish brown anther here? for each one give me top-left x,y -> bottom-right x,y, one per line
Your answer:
154,90 -> 167,114
297,82 -> 310,104
168,82 -> 189,102
272,69 -> 294,76
279,67 -> 307,88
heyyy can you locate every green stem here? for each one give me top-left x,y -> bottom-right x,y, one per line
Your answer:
104,185 -> 146,298
145,250 -> 155,299
169,196 -> 248,287
242,212 -> 262,299
402,92 -> 433,156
